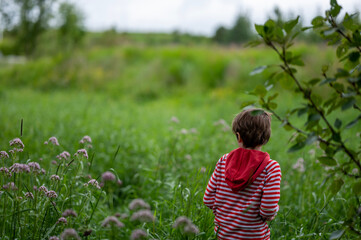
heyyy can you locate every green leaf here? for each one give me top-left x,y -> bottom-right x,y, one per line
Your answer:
352,181 -> 361,195
329,229 -> 345,240
308,78 -> 321,86
323,28 -> 336,36
268,93 -> 279,101
332,132 -> 341,142
255,24 -> 264,36
306,134 -> 318,145
348,51 -> 360,62
336,45 -> 348,58
329,178 -> 344,195
334,118 -> 342,129
298,107 -> 308,116
245,39 -> 263,47
253,85 -> 267,97
288,141 -> 306,152
345,114 -> 361,129
330,0 -> 342,17
284,16 -> 299,34
318,156 -> 337,166
320,78 -> 336,85
250,109 -> 265,116
308,113 -> 321,122
250,65 -> 268,76
341,98 -> 355,110
240,101 -> 256,109
312,16 -> 324,27
353,30 -> 361,45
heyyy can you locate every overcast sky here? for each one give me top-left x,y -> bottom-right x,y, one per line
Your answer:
69,0 -> 361,36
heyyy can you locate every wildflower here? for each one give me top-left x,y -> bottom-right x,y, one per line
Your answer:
308,149 -> 316,157
129,199 -> 150,210
25,192 -> 34,199
0,151 -> 9,159
114,213 -> 121,217
74,149 -> 88,159
213,119 -> 227,126
117,179 -> 123,186
130,209 -> 155,222
46,190 -> 58,199
185,154 -> 192,161
0,167 -> 12,177
49,236 -> 59,240
33,186 -> 38,191
292,158 -> 305,173
56,217 -> 67,225
173,216 -> 191,228
200,167 -> 206,173
189,128 -> 198,134
41,169 -> 46,175
170,116 -> 180,124
80,136 -> 92,144
130,229 -> 147,240
44,141 -> 48,145
50,175 -> 60,181
102,171 -> 116,182
62,209 -> 77,218
56,151 -> 70,160
84,179 -> 100,189
180,128 -> 188,135
3,182 -> 17,191
60,228 -> 80,240
39,185 -> 48,193
48,137 -> 60,146
101,216 -> 124,228
28,162 -> 41,172
9,138 -> 25,149
173,216 -> 199,234
9,163 -> 30,173
51,160 -> 58,165
39,158 -> 43,161
184,223 -> 200,234
352,168 -> 359,175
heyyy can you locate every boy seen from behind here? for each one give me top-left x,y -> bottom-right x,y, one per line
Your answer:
203,108 -> 281,240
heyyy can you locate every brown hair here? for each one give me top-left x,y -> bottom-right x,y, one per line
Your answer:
232,108 -> 271,149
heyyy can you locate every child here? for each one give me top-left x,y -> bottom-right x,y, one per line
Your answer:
203,108 -> 281,240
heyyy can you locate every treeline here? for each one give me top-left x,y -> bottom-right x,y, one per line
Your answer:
0,0 -> 85,56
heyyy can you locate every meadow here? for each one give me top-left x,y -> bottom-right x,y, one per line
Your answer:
0,41 -> 360,239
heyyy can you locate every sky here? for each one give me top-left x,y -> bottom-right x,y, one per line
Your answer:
69,0 -> 361,36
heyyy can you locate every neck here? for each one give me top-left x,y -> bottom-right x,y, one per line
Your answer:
238,142 -> 262,151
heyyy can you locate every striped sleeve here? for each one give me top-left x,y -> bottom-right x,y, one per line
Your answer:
203,157 -> 222,210
259,160 -> 281,221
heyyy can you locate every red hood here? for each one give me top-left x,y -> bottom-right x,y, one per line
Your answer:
225,147 -> 270,192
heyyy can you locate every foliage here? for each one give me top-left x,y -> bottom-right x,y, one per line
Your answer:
0,0 -> 55,56
213,14 -> 255,45
250,0 -> 361,238
57,2 -> 85,50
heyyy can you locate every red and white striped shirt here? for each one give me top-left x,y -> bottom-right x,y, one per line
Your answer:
203,153 -> 281,240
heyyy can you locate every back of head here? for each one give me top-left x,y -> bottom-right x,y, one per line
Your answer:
232,108 -> 271,149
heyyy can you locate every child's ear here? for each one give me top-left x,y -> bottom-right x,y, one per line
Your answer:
236,132 -> 242,143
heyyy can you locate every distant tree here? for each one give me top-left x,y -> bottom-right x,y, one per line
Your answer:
213,14 -> 254,45
0,0 -> 56,55
57,2 -> 85,50
213,26 -> 230,44
228,15 -> 253,43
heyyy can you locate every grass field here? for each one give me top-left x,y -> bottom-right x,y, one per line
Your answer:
0,42 -> 360,239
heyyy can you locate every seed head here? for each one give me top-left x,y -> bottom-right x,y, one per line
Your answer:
101,171 -> 116,182
49,236 -> 59,240
129,199 -> 150,210
173,216 -> 199,234
28,162 -> 41,173
101,216 -> 124,228
130,229 -> 147,240
39,185 -> 48,193
60,228 -> 80,240
3,182 -> 17,191
9,163 -> 30,173
173,216 -> 191,228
